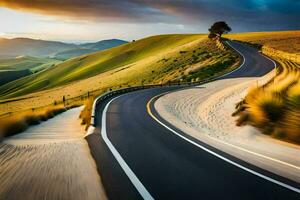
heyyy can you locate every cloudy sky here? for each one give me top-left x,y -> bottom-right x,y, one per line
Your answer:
0,0 -> 299,42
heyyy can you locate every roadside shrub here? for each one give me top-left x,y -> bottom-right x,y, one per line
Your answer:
281,93 -> 300,143
0,104 -> 68,140
235,112 -> 249,126
25,115 -> 41,125
234,58 -> 300,144
258,95 -> 284,122
0,118 -> 28,138
38,114 -> 48,121
80,97 -> 95,130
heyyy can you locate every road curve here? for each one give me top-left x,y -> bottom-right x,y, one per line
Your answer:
89,41 -> 300,200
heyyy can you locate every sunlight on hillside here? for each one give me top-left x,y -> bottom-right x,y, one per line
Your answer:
227,31 -> 300,54
0,34 -> 238,115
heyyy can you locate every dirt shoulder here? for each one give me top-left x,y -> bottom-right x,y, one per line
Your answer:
0,107 -> 108,200
154,71 -> 300,183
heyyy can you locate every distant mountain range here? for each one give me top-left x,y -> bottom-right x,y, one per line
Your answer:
54,39 -> 128,60
0,38 -> 128,60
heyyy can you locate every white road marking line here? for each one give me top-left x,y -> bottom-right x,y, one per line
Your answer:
146,41 -> 300,193
147,99 -> 300,193
102,97 -> 155,200
262,54 -> 277,68
195,42 -> 300,171
195,41 -> 245,89
216,41 -> 246,79
96,40 -> 299,200
149,86 -> 300,172
215,42 -> 300,169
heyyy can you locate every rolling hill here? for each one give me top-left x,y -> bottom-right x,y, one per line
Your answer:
0,38 -> 76,58
79,39 -> 128,50
226,30 -> 300,54
0,38 -> 128,59
0,70 -> 31,87
0,56 -> 60,86
0,56 -> 60,72
0,34 -> 238,104
53,39 -> 128,60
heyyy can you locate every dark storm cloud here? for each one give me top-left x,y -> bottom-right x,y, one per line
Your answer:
0,0 -> 299,31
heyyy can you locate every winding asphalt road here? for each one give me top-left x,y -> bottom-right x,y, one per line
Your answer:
87,41 -> 300,200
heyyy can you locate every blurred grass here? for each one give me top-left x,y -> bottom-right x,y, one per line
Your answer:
0,104 -> 69,140
79,97 -> 95,130
234,58 -> 300,144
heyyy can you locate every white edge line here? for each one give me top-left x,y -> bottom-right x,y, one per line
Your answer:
215,43 -> 299,170
147,41 -> 300,194
262,54 -> 277,69
102,96 -> 155,200
148,102 -> 300,194
198,42 -> 299,170
89,40 -> 298,199
214,41 -> 246,79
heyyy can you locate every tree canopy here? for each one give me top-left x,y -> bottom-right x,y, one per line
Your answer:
208,21 -> 231,39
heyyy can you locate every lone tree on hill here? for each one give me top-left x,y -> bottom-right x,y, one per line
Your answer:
208,21 -> 231,39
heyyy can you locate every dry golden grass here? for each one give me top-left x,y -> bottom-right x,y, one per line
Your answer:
235,58 -> 300,144
227,30 -> 300,54
0,104 -> 83,140
0,36 -> 238,118
79,97 -> 95,130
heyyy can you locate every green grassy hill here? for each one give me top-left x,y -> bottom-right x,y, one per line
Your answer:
0,56 -> 60,86
52,48 -> 97,60
79,39 -> 128,50
0,34 -> 238,100
0,56 -> 59,73
0,70 -> 31,86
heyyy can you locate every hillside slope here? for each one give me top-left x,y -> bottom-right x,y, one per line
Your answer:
0,38 -> 128,59
227,30 -> 300,53
53,39 -> 128,60
79,39 -> 128,50
0,38 -> 76,57
0,56 -> 59,72
0,34 -> 239,115
0,56 -> 60,86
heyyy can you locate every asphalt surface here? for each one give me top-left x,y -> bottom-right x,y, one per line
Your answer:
88,41 -> 300,200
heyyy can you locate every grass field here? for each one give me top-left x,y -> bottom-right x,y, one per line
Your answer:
0,70 -> 31,86
0,56 -> 60,86
0,56 -> 60,73
234,58 -> 300,144
229,30 -> 300,144
227,30 -> 300,53
0,34 -> 239,116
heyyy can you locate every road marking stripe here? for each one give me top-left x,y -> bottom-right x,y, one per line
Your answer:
214,42 -> 300,170
216,41 -> 246,79
102,97 -> 155,200
194,41 -> 246,87
146,90 -> 300,194
146,41 -> 300,193
97,41 -> 299,200
262,54 -> 277,68
195,42 -> 300,171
